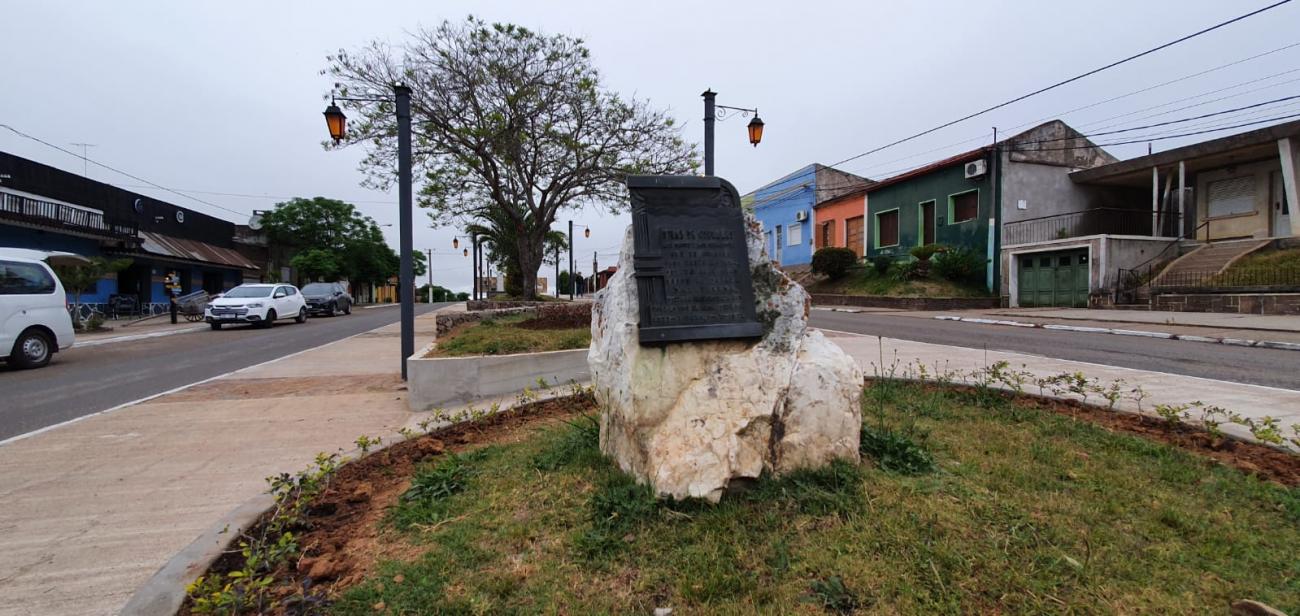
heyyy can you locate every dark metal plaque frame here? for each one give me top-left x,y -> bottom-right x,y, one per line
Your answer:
628,175 -> 764,345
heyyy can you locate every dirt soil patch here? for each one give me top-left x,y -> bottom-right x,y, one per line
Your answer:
181,393 -> 592,615
913,380 -> 1300,486
516,311 -> 591,329
157,374 -> 403,403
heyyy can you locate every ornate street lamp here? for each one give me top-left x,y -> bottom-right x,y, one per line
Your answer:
747,115 -> 765,147
323,99 -> 346,142
322,85 -> 414,379
701,89 -> 764,176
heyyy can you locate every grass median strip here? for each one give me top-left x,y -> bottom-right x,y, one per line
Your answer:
428,313 -> 591,357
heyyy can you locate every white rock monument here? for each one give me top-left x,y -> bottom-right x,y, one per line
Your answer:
589,176 -> 863,502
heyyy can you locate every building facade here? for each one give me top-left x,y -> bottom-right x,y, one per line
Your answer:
812,189 -> 868,258
0,151 -> 258,314
750,164 -> 869,267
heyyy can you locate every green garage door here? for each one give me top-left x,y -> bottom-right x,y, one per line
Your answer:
1017,249 -> 1089,307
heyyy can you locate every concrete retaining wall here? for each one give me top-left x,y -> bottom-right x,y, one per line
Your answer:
407,348 -> 590,411
1154,293 -> 1300,315
811,294 -> 998,311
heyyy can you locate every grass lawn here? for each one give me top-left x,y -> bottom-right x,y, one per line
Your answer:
807,267 -> 990,298
430,313 -> 590,357
327,382 -> 1300,614
1214,247 -> 1300,286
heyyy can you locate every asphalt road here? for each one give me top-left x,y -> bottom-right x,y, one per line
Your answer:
0,303 -> 444,442
809,310 -> 1300,391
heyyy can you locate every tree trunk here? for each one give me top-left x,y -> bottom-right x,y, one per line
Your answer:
516,234 -> 544,301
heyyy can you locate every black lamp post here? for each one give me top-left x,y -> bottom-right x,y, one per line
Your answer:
323,86 -> 415,380
701,89 -> 764,176
567,222 -> 591,300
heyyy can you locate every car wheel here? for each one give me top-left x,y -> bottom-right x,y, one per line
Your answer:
295,307 -> 307,324
328,301 -> 338,317
260,309 -> 277,328
210,322 -> 222,330
343,301 -> 351,315
11,328 -> 53,369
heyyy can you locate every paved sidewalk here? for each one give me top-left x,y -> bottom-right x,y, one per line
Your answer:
823,330 -> 1300,448
0,311 -> 443,616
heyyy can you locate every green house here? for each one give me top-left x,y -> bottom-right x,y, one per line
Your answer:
865,121 -> 1118,295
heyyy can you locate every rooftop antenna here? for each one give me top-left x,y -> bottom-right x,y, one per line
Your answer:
69,142 -> 96,176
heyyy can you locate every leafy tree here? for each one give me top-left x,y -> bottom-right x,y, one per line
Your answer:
260,197 -> 400,288
326,17 -> 695,299
455,292 -> 470,301
52,257 -> 132,320
290,249 -> 341,281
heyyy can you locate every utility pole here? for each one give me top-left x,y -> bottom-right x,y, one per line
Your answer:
554,244 -> 560,298
702,90 -> 716,176
395,85 -> 414,381
568,220 -> 575,300
593,251 -> 598,292
70,142 -> 96,177
425,248 -> 433,303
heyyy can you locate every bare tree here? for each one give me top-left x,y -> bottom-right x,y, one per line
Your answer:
325,17 -> 696,299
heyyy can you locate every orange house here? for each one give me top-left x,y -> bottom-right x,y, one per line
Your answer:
812,188 -> 869,258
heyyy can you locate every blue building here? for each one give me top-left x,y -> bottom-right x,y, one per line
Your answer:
1,151 -> 260,314
748,164 -> 870,267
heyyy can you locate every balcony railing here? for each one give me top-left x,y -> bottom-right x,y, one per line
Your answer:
1003,208 -> 1179,246
0,192 -> 138,240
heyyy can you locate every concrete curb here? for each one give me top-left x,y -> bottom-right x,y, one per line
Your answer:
934,315 -> 1300,352
76,325 -> 207,348
123,387 -> 584,616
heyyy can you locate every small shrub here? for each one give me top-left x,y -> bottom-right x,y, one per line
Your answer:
871,255 -> 892,275
892,260 -> 925,281
860,424 -> 934,474
812,247 -> 858,280
932,247 -> 984,284
909,243 -> 945,262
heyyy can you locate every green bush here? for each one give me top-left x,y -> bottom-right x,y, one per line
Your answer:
909,243 -> 945,262
932,248 -> 985,284
871,255 -> 892,275
892,260 -> 925,281
811,247 -> 858,280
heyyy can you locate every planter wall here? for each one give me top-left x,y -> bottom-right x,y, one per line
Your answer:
811,294 -> 998,311
407,347 -> 590,411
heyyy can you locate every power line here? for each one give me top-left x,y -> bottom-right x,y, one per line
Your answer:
826,0 -> 1295,169
0,124 -> 251,219
1010,94 -> 1300,146
1010,113 -> 1300,152
117,185 -> 399,206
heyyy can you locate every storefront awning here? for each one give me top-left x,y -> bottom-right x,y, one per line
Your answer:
132,231 -> 259,270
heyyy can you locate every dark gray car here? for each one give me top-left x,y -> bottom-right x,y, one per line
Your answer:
301,282 -> 353,317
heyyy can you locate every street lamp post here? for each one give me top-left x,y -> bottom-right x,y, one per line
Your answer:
323,85 -> 415,380
566,222 -> 591,299
700,89 -> 764,177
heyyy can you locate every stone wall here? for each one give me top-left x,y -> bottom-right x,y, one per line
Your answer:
811,294 -> 998,310
465,300 -> 550,311
434,307 -> 534,338
1154,293 -> 1300,315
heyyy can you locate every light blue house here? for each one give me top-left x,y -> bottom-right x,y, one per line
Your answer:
748,164 -> 870,267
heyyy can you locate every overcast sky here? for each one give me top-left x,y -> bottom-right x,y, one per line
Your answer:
3,1 -> 1298,292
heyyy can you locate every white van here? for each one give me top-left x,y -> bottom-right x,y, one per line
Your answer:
0,249 -> 78,369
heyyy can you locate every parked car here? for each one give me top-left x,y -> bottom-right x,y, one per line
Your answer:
204,283 -> 307,329
301,282 -> 353,317
0,249 -> 79,369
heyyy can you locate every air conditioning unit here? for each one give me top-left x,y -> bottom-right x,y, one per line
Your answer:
964,159 -> 987,179
794,210 -> 808,222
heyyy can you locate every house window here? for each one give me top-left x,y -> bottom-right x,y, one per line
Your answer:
1207,175 -> 1255,217
788,221 -> 802,245
949,190 -> 978,223
875,210 -> 899,247
819,220 -> 835,248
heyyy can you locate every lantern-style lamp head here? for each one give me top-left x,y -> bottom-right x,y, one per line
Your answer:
584,227 -> 590,238
463,248 -> 468,257
452,237 -> 459,249
747,114 -> 765,147
323,100 -> 347,142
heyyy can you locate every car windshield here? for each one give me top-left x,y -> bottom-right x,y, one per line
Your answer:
223,286 -> 273,298
302,283 -> 334,294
